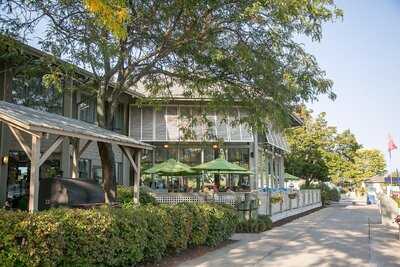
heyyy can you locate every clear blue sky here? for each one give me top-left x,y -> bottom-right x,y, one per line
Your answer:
304,0 -> 400,172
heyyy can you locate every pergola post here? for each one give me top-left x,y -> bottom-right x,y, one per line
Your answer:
133,149 -> 141,204
71,138 -> 80,178
120,145 -> 141,204
29,135 -> 41,212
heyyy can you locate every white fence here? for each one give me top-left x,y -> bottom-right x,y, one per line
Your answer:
257,189 -> 321,222
152,189 -> 321,222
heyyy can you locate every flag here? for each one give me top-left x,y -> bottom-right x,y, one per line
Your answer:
388,134 -> 398,159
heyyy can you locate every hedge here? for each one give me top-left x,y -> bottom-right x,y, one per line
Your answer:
0,203 -> 238,267
236,215 -> 272,233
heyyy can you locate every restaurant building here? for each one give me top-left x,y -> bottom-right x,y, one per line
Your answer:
0,38 -> 300,206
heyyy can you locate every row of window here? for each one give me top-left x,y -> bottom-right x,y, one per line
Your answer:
11,76 -> 125,132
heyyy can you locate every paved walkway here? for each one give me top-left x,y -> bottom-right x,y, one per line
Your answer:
178,201 -> 400,267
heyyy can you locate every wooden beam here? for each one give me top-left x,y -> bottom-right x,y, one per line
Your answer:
119,145 -> 138,174
7,125 -> 32,160
78,140 -> 92,158
38,136 -> 64,167
29,135 -> 41,212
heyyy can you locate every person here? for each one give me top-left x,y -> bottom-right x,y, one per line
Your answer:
212,184 -> 219,193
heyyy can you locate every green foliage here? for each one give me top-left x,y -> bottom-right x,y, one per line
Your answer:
160,205 -> 192,253
177,203 -> 209,247
203,204 -> 239,247
0,203 -> 238,266
116,186 -> 157,206
236,215 -> 273,233
345,149 -> 386,183
1,0 -> 342,129
286,108 -> 385,186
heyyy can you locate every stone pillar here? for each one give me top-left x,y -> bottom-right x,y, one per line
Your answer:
0,66 -> 13,206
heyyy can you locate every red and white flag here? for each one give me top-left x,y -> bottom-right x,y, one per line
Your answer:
388,134 -> 398,159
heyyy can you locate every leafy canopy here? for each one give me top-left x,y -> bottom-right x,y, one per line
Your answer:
0,0 -> 342,130
285,107 -> 386,185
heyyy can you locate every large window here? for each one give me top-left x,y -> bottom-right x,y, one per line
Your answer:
11,76 -> 63,115
112,104 -> 124,133
115,162 -> 123,185
180,147 -> 202,166
78,94 -> 96,123
78,159 -> 91,179
227,148 -> 249,169
155,146 -> 178,163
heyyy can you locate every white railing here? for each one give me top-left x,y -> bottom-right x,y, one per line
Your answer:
257,189 -> 322,222
152,189 -> 322,222
152,192 -> 246,206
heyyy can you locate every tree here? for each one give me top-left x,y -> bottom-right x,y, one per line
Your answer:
285,112 -> 335,185
286,107 -> 385,186
345,149 -> 386,184
327,129 -> 361,183
1,0 -> 342,202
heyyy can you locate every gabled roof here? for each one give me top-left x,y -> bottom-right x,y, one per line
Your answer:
0,101 -> 152,149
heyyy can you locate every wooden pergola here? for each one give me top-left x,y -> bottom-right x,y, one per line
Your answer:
0,101 -> 152,212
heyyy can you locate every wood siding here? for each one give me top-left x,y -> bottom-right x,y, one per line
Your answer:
130,105 -> 254,142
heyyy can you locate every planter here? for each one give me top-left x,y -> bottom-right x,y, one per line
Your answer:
270,194 -> 283,204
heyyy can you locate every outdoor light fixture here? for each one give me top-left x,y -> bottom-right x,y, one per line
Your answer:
163,144 -> 169,148
1,155 -> 9,165
212,144 -> 218,149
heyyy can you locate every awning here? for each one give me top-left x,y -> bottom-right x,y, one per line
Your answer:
0,101 -> 152,149
266,129 -> 290,152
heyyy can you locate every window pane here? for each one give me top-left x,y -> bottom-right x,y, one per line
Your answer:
78,159 -> 91,179
79,94 -> 96,123
11,76 -> 63,115
228,148 -> 249,169
180,147 -> 201,166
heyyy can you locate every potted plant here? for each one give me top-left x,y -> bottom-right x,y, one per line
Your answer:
270,194 -> 283,204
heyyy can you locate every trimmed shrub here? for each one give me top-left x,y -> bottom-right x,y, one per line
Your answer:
178,203 -> 209,247
203,204 -> 239,247
0,207 -> 148,267
116,186 -> 157,206
236,215 -> 273,233
160,205 -> 192,253
139,205 -> 173,261
0,202 -> 238,266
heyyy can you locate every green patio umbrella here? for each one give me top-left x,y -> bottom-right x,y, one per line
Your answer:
285,172 -> 300,181
144,158 -> 198,176
192,157 -> 248,173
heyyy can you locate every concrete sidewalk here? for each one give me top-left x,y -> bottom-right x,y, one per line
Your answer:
178,203 -> 400,267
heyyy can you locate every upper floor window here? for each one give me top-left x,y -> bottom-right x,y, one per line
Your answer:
112,104 -> 124,133
78,94 -> 96,123
11,76 -> 63,115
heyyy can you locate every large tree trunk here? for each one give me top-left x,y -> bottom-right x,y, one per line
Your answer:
98,141 -> 116,203
96,83 -> 117,203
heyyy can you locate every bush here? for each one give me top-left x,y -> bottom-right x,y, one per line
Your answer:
160,205 -> 192,253
236,215 -> 273,233
203,204 -> 239,247
0,203 -> 238,266
116,186 -> 157,206
178,203 -> 209,247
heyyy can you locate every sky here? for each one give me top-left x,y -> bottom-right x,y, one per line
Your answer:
303,0 -> 400,172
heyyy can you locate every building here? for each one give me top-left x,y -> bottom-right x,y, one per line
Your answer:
0,38 -> 300,207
